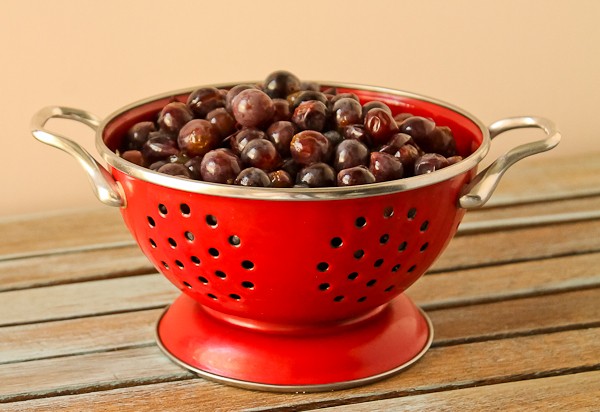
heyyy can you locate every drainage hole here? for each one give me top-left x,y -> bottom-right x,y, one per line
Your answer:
215,270 -> 227,279
161,261 -> 170,270
366,279 -> 377,287
175,260 -> 184,269
183,281 -> 192,289
317,262 -> 329,272
191,255 -> 201,265
184,231 -> 195,242
420,242 -> 429,252
407,208 -> 417,220
420,220 -> 430,232
319,283 -> 330,291
168,238 -> 177,248
241,260 -> 255,270
354,249 -> 365,259
374,258 -> 384,268
391,264 -> 401,272
383,206 -> 394,218
149,238 -> 157,248
408,264 -> 417,273
229,293 -> 241,301
348,272 -> 359,280
207,293 -> 218,300
241,281 -> 254,289
180,203 -> 191,216
355,216 -> 367,228
208,247 -> 220,257
198,276 -> 209,284
158,204 -> 168,216
398,241 -> 408,252
385,285 -> 395,292
357,296 -> 367,302
330,237 -> 343,248
333,295 -> 345,302
206,214 -> 218,227
379,234 -> 389,244
147,216 -> 156,228
228,235 -> 241,246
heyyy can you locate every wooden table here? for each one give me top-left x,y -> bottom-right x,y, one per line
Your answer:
1,152 -> 599,411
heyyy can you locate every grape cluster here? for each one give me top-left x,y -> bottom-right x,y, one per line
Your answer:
118,70 -> 462,187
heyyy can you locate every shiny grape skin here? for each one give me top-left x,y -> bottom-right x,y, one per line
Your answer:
290,130 -> 331,166
333,139 -> 369,171
232,89 -> 275,128
177,119 -> 220,157
337,166 -> 376,186
379,133 -> 413,155
125,121 -> 156,150
234,167 -> 271,187
414,153 -> 450,175
263,70 -> 302,98
229,128 -> 267,155
342,124 -> 373,147
272,98 -> 292,122
226,84 -> 256,111
362,101 -> 392,118
206,108 -> 236,138
240,139 -> 282,172
399,116 -> 436,141
287,90 -> 329,111
266,121 -> 296,157
332,98 -> 363,131
296,163 -> 336,187
268,170 -> 294,188
396,144 -> 421,177
200,148 -> 243,184
141,133 -> 179,164
121,150 -> 144,166
364,108 -> 399,144
157,102 -> 193,136
292,100 -> 328,131
369,152 -> 403,182
185,156 -> 203,180
418,126 -> 457,157
187,87 -> 226,118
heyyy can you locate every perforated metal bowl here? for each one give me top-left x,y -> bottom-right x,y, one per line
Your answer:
32,82 -> 560,391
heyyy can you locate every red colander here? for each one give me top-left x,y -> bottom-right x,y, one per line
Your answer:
31,83 -> 560,392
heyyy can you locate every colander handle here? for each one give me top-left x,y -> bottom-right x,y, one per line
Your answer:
31,106 -> 125,207
459,116 -> 561,209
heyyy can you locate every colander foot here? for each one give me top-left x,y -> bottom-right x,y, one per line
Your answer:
156,293 -> 433,392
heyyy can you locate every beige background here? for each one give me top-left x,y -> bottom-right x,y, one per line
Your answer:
1,0 -> 598,217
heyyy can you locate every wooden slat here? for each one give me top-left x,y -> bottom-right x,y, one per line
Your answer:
0,274 -> 178,327
0,309 -> 162,364
1,327 -> 598,409
0,245 -> 153,292
308,371 -> 600,412
0,208 -> 130,257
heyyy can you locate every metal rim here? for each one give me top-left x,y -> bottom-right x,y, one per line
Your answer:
96,82 -> 490,201
154,303 -> 434,393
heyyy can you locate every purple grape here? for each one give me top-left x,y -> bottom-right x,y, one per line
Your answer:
297,163 -> 336,187
232,89 -> 275,128
369,152 -> 403,182
200,148 -> 243,184
337,166 -> 376,186
235,167 -> 271,186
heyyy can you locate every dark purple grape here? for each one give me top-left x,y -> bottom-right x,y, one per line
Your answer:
121,150 -> 144,166
281,157 -> 301,178
287,90 -> 328,110
149,160 -> 168,171
337,166 -> 376,186
332,98 -> 363,131
206,108 -> 236,138
364,108 -> 399,144
235,167 -> 271,187
418,126 -> 457,157
157,163 -> 191,178
125,121 -> 156,150
447,155 -> 463,165
229,128 -> 266,155
396,144 -> 421,177
330,93 -> 360,105
200,148 -> 243,184
394,113 -> 414,123
342,124 -> 372,147
241,139 -> 281,172
290,130 -> 330,166
185,156 -> 203,180
263,70 -> 302,98
297,163 -> 336,187
187,87 -> 226,118
362,101 -> 392,118
300,81 -> 320,91
399,116 -> 436,140
232,89 -> 275,128
379,133 -> 413,155
324,130 -> 343,147
268,170 -> 293,188
167,152 -> 190,164
226,84 -> 256,111
333,139 -> 369,171
414,153 -> 450,175
141,134 -> 179,164
272,98 -> 291,122
369,152 -> 403,182
292,100 -> 328,131
266,121 -> 295,157
158,102 -> 193,136
178,119 -> 220,157
322,87 -> 337,95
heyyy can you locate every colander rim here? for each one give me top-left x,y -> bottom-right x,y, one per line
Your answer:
96,81 -> 490,201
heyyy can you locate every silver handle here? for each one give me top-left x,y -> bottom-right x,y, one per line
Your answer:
459,116 -> 561,209
31,106 -> 124,207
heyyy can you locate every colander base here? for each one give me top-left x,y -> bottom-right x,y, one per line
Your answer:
156,293 -> 433,392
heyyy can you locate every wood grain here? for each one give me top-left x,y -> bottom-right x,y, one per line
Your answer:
2,327 -> 598,409
309,371 -> 600,412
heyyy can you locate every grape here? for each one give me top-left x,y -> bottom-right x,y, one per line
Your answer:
337,166 -> 376,186
187,87 -> 226,118
200,149 -> 242,184
297,163 -> 336,187
157,102 -> 193,136
235,167 -> 271,186
290,130 -> 330,166
369,152 -> 403,182
241,139 -> 282,172
333,139 -> 369,171
177,119 -> 220,157
263,70 -> 302,98
232,89 -> 275,128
